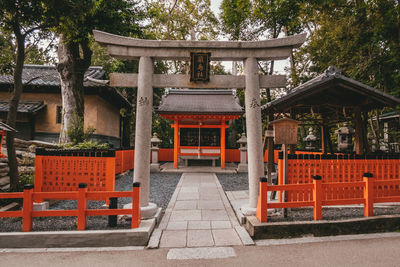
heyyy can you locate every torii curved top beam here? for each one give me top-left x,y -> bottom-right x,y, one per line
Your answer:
93,30 -> 307,61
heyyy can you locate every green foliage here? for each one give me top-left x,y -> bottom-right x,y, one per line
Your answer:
57,140 -> 109,150
146,0 -> 218,40
220,0 -> 254,40
19,172 -> 34,188
294,0 -> 400,97
66,113 -> 96,145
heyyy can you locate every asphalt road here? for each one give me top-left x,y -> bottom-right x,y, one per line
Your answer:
1,234 -> 399,267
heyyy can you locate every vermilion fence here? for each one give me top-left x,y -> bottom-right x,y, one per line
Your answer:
34,149 -> 116,196
115,149 -> 134,174
35,148 -> 136,198
256,174 -> 400,222
0,183 -> 141,231
277,153 -> 400,202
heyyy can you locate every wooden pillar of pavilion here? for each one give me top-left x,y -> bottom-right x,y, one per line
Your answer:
173,120 -> 179,168
354,108 -> 367,154
221,120 -> 226,169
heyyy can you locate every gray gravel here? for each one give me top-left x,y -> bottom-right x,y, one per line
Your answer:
217,173 -> 249,191
0,171 -> 181,232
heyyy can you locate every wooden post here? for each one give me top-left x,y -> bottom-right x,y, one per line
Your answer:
173,121 -> 179,168
363,172 -> 374,217
256,177 -> 268,222
77,183 -> 88,230
355,108 -> 366,154
132,182 -> 141,228
22,184 -> 34,232
278,153 -> 283,202
313,175 -> 322,220
221,120 -> 226,169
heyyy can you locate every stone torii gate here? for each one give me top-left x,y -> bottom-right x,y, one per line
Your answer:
93,30 -> 306,217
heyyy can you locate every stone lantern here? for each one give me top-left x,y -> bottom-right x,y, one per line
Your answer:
335,122 -> 355,152
303,127 -> 318,150
237,133 -> 248,172
150,133 -> 162,172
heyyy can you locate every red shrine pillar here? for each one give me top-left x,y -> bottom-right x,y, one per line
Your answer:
173,120 -> 179,168
221,120 -> 226,169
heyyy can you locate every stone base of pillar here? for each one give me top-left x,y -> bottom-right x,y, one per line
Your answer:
237,163 -> 248,173
150,163 -> 160,172
33,201 -> 49,211
123,202 -> 159,219
240,205 -> 257,216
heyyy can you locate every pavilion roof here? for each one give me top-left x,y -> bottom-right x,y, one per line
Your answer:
155,89 -> 244,116
262,66 -> 400,121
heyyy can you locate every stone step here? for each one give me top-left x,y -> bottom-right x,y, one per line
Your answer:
0,176 -> 10,186
0,202 -> 19,212
1,183 -> 10,191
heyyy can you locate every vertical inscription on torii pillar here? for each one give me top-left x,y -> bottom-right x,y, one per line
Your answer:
190,52 -> 210,82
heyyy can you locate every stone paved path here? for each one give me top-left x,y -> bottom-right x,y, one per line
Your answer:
152,173 -> 253,248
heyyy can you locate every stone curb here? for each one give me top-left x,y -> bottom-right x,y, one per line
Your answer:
246,214 -> 400,239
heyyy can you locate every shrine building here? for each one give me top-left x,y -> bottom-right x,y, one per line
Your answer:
155,89 -> 244,169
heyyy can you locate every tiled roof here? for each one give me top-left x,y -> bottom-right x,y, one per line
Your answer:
155,89 -> 244,115
0,65 -> 105,87
0,101 -> 46,114
0,121 -> 16,132
0,65 -> 131,109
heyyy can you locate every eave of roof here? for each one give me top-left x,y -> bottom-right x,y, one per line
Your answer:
0,101 -> 46,114
0,64 -> 132,109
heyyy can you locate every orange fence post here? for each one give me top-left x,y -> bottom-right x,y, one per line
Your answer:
312,175 -> 322,220
278,153 -> 283,202
363,172 -> 374,217
131,182 -> 141,228
22,184 -> 34,232
77,183 -> 88,230
256,177 -> 268,222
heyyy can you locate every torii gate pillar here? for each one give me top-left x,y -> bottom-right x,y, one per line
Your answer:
242,57 -> 264,215
132,56 -> 158,217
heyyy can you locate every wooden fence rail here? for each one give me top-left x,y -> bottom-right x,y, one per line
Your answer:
256,173 -> 400,223
0,183 -> 141,232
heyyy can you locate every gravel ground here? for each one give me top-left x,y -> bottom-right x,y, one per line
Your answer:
217,173 -> 249,191
0,171 -> 181,232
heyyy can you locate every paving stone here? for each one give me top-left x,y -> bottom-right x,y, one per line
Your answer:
211,220 -> 231,229
212,229 -> 242,246
169,210 -> 202,221
166,221 -> 188,230
199,192 -> 221,200
177,192 -> 199,200
179,187 -> 198,193
174,200 -> 197,210
188,221 -> 211,230
159,230 -> 186,248
202,209 -> 229,221
187,230 -> 214,247
198,200 -> 224,210
167,247 -> 237,260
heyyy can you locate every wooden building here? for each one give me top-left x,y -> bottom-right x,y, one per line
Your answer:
155,89 -> 244,168
0,65 -> 131,147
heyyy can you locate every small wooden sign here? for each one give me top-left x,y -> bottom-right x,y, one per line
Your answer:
190,52 -> 210,82
270,118 -> 299,144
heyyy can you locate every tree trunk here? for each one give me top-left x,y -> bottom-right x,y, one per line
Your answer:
6,29 -> 25,192
57,34 -> 92,143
